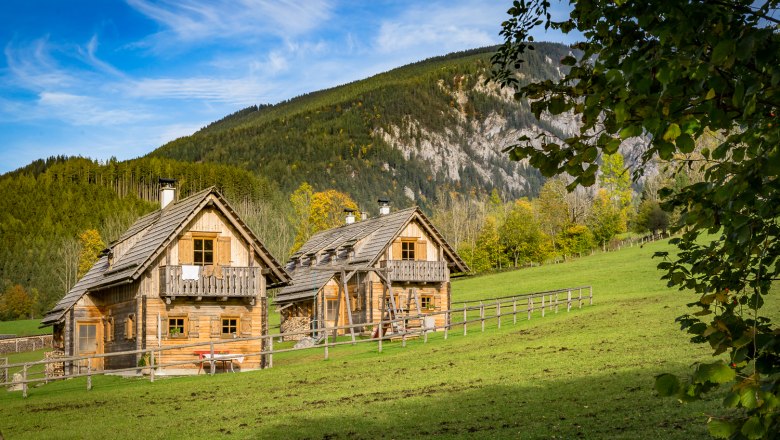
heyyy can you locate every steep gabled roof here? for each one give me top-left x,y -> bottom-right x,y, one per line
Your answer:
275,207 -> 468,303
41,187 -> 289,326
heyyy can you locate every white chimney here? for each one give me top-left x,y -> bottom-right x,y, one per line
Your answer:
159,178 -> 176,209
378,198 -> 391,216
344,208 -> 356,225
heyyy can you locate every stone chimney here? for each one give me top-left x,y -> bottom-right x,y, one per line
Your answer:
344,208 -> 356,225
378,198 -> 391,216
159,178 -> 176,209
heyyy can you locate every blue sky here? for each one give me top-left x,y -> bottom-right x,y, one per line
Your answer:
0,0 -> 576,174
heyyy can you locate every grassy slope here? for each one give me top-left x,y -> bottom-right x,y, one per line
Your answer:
0,319 -> 46,337
2,239 -> 775,439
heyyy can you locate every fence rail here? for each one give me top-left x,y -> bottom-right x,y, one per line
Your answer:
379,260 -> 448,282
2,285 -> 593,398
160,265 -> 260,298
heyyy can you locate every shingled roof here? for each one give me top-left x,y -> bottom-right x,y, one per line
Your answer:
275,206 -> 468,304
41,187 -> 289,326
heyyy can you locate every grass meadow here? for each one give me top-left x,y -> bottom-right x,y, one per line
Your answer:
0,319 -> 45,337
1,238 -> 776,439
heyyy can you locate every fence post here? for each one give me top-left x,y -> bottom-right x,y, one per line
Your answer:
22,364 -> 28,398
567,290 -> 572,312
589,286 -> 593,305
444,311 -> 449,340
423,326 -> 428,343
480,302 -> 485,332
209,341 -> 216,375
324,338 -> 329,360
150,350 -> 155,383
555,293 -> 559,313
513,298 -> 517,324
463,307 -> 467,336
541,295 -> 545,317
579,288 -> 583,308
528,297 -> 532,320
497,300 -> 501,329
87,362 -> 92,391
268,337 -> 274,369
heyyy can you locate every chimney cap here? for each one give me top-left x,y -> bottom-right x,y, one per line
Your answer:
159,177 -> 176,186
377,198 -> 390,204
343,208 -> 356,213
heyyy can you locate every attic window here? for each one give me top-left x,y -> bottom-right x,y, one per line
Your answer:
401,240 -> 416,260
194,238 -> 214,265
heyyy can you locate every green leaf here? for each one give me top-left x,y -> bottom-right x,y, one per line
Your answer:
740,387 -> 759,409
655,373 -> 680,396
693,361 -> 735,384
711,39 -> 735,65
723,391 -> 740,408
619,125 -> 641,139
740,416 -> 765,439
657,141 -> 676,160
676,134 -> 695,153
663,123 -> 681,142
707,419 -> 737,439
705,88 -> 716,100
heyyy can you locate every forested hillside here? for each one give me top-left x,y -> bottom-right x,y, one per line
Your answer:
0,156 -> 291,318
149,44 -> 577,210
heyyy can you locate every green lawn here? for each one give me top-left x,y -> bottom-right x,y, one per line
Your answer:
0,319 -> 47,337
1,239 -> 775,439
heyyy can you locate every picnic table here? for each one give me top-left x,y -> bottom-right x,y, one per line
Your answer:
194,350 -> 245,374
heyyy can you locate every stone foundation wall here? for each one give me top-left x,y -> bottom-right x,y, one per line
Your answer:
280,317 -> 311,341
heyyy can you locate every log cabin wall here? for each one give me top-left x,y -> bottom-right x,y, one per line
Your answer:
169,207 -> 251,267
388,221 -> 441,261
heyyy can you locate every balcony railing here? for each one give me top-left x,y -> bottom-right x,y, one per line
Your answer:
380,260 -> 448,283
160,265 -> 260,298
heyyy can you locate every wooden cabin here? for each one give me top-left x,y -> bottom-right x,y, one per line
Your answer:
41,184 -> 289,372
276,203 -> 468,340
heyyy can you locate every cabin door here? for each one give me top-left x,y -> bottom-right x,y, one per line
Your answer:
76,321 -> 103,371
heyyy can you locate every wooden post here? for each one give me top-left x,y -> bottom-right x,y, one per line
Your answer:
378,283 -> 387,353
423,326 -> 428,343
497,300 -> 501,329
528,297 -> 532,320
22,364 -> 28,398
333,278 -> 343,343
444,310 -> 449,340
402,326 -> 407,347
150,350 -> 155,383
513,298 -> 517,324
209,341 -> 215,375
555,293 -> 559,313
579,288 -> 583,309
567,290 -> 572,312
480,302 -> 485,332
324,338 -> 329,360
341,271 -> 356,344
87,362 -> 92,391
589,286 -> 593,305
268,337 -> 274,369
541,295 -> 545,317
463,307 -> 467,336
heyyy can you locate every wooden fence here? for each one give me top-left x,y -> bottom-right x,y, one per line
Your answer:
2,286 -> 593,398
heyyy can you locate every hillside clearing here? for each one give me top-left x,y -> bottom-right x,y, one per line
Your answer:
0,319 -> 46,337
2,239 -> 775,439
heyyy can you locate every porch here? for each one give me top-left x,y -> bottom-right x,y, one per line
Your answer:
159,265 -> 261,298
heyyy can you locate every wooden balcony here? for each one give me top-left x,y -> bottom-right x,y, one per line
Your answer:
160,265 -> 260,298
380,260 -> 448,283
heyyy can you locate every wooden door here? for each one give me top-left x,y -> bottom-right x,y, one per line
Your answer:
76,322 -> 103,371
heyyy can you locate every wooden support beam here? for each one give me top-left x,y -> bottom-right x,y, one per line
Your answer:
341,270 -> 356,344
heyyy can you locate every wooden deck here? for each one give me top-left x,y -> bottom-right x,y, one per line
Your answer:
159,265 -> 260,298
380,260 -> 448,283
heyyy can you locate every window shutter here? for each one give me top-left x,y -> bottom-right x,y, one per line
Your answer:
178,234 -> 194,265
210,317 -> 220,337
217,237 -> 231,266
240,314 -> 252,336
392,241 -> 402,260
416,241 -> 427,261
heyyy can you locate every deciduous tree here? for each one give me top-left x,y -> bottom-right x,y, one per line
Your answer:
77,229 -> 105,279
493,0 -> 780,436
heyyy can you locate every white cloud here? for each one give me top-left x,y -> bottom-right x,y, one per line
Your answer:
374,1 -> 503,55
126,0 -> 333,45
126,77 -> 269,105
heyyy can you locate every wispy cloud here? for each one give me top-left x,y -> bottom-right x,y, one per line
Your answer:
126,0 -> 333,45
375,1 -> 503,55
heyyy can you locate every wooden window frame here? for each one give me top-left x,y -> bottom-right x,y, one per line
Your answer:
168,316 -> 188,339
401,239 -> 416,261
77,322 -> 99,356
193,235 -> 216,266
104,317 -> 114,342
326,299 -> 339,321
125,314 -> 136,340
221,316 -> 239,338
420,295 -> 434,311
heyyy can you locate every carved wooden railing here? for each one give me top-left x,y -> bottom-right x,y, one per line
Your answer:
160,266 -> 260,298
379,260 -> 448,283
